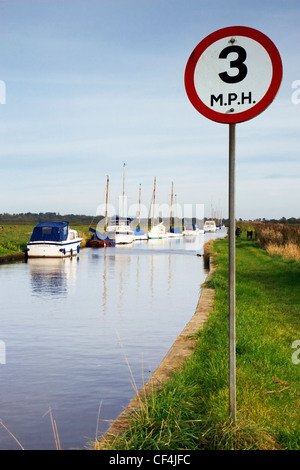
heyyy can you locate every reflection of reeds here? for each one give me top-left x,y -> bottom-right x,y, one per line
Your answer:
43,407 -> 61,450
0,419 -> 24,450
255,223 -> 300,260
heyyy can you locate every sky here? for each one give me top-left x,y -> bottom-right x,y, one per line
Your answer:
0,0 -> 299,220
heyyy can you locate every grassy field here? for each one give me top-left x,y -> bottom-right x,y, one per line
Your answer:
0,223 -> 91,256
96,234 -> 300,450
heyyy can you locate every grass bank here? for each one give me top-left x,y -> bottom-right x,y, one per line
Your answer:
96,235 -> 300,450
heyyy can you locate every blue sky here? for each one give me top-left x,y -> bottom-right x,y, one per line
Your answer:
0,0 -> 299,220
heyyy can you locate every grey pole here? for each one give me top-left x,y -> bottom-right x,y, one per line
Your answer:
228,122 -> 236,423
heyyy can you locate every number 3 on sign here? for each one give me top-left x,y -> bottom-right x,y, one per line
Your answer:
219,45 -> 248,84
184,26 -> 282,124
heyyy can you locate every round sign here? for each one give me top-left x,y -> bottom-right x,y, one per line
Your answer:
184,26 -> 282,123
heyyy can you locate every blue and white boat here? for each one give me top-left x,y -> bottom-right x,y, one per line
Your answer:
26,222 -> 82,258
133,225 -> 148,241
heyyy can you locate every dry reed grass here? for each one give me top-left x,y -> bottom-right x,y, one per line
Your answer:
265,242 -> 300,261
255,223 -> 300,261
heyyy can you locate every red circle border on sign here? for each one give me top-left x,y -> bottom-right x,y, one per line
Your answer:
184,26 -> 283,124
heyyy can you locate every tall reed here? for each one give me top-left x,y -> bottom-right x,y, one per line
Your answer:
255,223 -> 300,260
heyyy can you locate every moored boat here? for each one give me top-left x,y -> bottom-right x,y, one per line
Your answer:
26,222 -> 82,258
86,228 -> 115,247
148,222 -> 167,239
86,175 -> 115,247
183,223 -> 200,236
134,226 -> 148,240
204,220 -> 217,232
148,177 -> 167,239
133,184 -> 148,240
166,182 -> 182,238
106,216 -> 135,244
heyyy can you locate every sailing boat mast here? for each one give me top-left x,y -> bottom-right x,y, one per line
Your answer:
122,162 -> 126,218
138,183 -> 141,228
105,175 -> 109,231
170,181 -> 174,231
152,176 -> 156,228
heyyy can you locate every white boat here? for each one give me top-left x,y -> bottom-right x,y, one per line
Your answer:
167,228 -> 183,238
106,216 -> 135,244
166,182 -> 183,238
105,163 -> 135,244
204,220 -> 217,232
134,226 -> 148,240
148,222 -> 167,239
26,222 -> 82,258
183,223 -> 200,236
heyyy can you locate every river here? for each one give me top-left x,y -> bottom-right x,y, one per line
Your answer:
0,230 -> 226,450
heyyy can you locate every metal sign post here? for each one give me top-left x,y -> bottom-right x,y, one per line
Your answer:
184,26 -> 282,424
228,122 -> 236,422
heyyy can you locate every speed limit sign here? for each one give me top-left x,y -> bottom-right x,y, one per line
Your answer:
184,26 -> 282,123
185,26 -> 282,424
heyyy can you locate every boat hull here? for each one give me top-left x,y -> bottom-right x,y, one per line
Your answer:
26,240 -> 82,258
86,239 -> 115,247
106,230 -> 134,244
134,234 -> 148,240
148,223 -> 167,239
167,232 -> 183,238
148,232 -> 168,239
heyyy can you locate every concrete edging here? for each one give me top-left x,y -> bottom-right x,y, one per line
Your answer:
100,258 -> 217,444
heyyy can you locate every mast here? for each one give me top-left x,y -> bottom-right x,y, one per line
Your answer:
105,175 -> 109,231
170,181 -> 174,231
152,176 -> 156,228
122,162 -> 126,218
138,184 -> 141,228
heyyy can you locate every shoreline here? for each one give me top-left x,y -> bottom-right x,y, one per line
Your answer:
99,257 -> 216,446
0,252 -> 26,264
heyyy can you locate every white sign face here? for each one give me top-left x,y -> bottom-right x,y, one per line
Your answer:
185,27 -> 282,123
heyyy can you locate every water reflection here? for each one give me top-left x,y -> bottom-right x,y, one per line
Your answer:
27,257 -> 78,298
0,229 -> 227,450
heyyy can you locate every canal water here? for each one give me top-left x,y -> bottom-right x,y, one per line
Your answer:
0,230 -> 226,450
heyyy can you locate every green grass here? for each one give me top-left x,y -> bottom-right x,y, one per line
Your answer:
97,236 -> 300,450
0,224 -> 35,255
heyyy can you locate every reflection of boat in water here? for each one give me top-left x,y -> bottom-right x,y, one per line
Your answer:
27,257 -> 78,297
26,222 -> 82,258
148,177 -> 167,239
